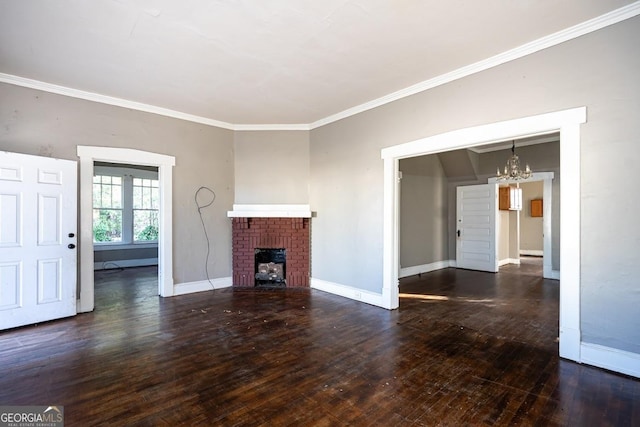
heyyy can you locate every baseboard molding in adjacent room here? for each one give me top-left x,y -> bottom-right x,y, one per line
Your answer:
311,278 -> 386,308
498,258 -> 521,267
173,277 -> 232,296
399,260 -> 453,278
581,342 -> 640,379
520,249 -> 543,257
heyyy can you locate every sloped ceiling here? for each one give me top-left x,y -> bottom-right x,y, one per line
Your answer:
400,135 -> 560,181
0,1 -> 637,127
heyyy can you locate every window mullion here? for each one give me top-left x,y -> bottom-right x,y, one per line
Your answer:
122,175 -> 134,243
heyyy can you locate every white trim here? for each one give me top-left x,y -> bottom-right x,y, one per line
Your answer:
94,258 -> 158,270
550,270 -> 560,281
173,277 -> 232,296
559,123 -> 582,361
311,3 -> 640,129
77,146 -> 175,312
520,250 -> 543,256
0,73 -> 237,130
581,343 -> 640,379
499,258 -> 521,267
469,135 -> 559,153
399,260 -> 452,278
2,3 -> 639,131
382,109 -> 585,159
233,124 -> 311,131
311,278 -> 386,309
381,107 -> 585,366
227,204 -> 312,218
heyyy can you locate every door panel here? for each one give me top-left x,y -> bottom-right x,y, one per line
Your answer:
456,184 -> 498,273
0,262 -> 21,309
39,194 -> 62,245
0,152 -> 77,330
0,193 -> 20,246
38,258 -> 62,304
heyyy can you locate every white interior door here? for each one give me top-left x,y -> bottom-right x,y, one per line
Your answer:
0,151 -> 77,330
456,184 -> 498,273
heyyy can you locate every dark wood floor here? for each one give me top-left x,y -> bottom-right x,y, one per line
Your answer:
1,260 -> 638,426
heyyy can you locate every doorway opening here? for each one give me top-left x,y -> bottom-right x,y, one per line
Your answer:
381,107 -> 585,362
92,162 -> 159,271
77,146 -> 175,313
490,170 -> 557,280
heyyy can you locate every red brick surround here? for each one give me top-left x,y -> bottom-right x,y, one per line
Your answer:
232,217 -> 310,287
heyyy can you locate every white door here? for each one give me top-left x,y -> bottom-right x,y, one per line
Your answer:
456,184 -> 498,273
0,151 -> 77,330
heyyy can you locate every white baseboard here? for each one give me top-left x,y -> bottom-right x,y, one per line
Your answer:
520,249 -> 543,256
94,258 -> 158,270
399,260 -> 453,278
498,258 -> 521,266
311,278 -> 386,309
581,342 -> 640,379
549,269 -> 560,280
173,277 -> 232,296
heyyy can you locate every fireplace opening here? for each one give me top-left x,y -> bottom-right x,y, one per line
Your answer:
255,248 -> 286,288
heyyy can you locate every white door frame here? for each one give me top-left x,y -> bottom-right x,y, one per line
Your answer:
488,172 -> 557,280
381,107 -> 585,362
77,146 -> 175,312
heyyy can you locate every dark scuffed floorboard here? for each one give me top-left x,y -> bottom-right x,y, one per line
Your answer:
1,261 -> 638,426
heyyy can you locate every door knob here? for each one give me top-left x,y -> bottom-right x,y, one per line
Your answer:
68,233 -> 75,238
68,244 -> 76,249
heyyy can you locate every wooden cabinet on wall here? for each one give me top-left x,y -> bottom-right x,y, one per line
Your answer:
499,186 -> 522,211
499,187 -> 510,210
531,199 -> 543,217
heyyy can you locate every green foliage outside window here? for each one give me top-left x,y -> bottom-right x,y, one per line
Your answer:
134,210 -> 158,241
93,173 -> 158,243
93,209 -> 122,242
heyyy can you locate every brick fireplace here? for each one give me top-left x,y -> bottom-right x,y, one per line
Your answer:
229,205 -> 311,288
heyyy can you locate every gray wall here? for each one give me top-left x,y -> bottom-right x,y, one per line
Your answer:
309,17 -> 640,354
399,155 -> 448,269
234,130 -> 309,204
0,82 -> 235,284
520,181 -> 544,252
94,247 -> 158,267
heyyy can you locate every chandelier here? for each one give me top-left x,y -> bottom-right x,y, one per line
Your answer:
496,141 -> 531,180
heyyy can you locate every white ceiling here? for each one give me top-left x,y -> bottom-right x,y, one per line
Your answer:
0,1 -> 637,128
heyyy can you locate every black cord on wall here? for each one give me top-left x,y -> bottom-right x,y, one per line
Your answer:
195,186 -> 216,289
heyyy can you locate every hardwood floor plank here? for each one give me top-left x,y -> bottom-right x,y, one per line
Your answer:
1,263 -> 638,425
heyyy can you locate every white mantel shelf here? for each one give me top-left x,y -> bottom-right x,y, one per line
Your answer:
227,204 -> 312,218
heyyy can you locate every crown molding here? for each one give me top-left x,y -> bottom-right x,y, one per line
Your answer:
233,123 -> 311,131
309,1 -> 640,129
0,73 -> 237,130
1,2 -> 638,132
